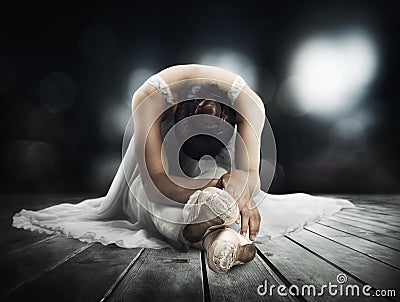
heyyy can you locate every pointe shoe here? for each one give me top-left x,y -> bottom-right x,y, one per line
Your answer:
183,187 -> 239,243
203,228 -> 256,274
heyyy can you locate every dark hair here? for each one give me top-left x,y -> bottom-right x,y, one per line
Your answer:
174,99 -> 236,160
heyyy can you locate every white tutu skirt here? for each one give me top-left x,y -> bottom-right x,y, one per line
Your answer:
12,135 -> 355,250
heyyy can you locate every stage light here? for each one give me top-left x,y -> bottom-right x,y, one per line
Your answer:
330,118 -> 366,151
126,67 -> 155,107
288,31 -> 377,117
101,103 -> 131,141
197,48 -> 257,88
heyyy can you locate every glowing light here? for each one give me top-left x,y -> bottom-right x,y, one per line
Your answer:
90,154 -> 120,190
197,48 -> 257,88
101,103 -> 131,141
289,31 -> 377,116
277,76 -> 312,116
330,119 -> 366,151
244,66 -> 276,101
331,118 -> 364,140
126,67 -> 155,106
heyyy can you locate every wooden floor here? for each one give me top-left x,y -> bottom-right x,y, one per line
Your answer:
0,194 -> 399,301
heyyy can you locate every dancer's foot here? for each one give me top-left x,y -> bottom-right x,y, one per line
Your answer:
183,187 -> 239,243
203,228 -> 256,274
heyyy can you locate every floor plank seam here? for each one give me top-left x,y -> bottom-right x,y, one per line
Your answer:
1,242 -> 94,300
343,208 -> 400,219
325,217 -> 400,240
100,247 -> 146,302
316,222 -> 400,252
337,213 -> 400,228
355,207 -> 400,217
5,235 -> 58,257
283,235 -> 384,292
255,247 -> 306,302
200,251 -> 211,302
334,214 -> 400,232
303,228 -> 400,270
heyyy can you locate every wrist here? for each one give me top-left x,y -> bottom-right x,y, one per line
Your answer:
201,178 -> 219,190
219,171 -> 231,189
216,177 -> 224,189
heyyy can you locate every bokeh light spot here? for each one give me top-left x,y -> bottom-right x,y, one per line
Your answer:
289,30 -> 378,116
197,48 -> 256,86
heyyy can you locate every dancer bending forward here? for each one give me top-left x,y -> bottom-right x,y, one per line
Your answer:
13,64 -> 354,274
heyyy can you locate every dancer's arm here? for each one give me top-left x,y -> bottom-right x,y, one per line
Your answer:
220,85 -> 265,240
234,85 -> 265,196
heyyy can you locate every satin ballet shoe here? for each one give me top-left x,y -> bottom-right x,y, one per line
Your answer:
182,187 -> 239,243
203,228 -> 256,274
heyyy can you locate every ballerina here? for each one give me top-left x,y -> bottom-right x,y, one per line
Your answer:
13,64 -> 355,274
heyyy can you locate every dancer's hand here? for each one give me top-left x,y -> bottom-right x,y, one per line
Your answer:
220,170 -> 261,241
239,198 -> 261,241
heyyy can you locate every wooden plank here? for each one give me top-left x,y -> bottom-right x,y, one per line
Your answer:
108,248 -> 204,302
0,194 -> 102,255
339,210 -> 400,228
0,236 -> 90,298
0,195 -> 91,227
256,237 -> 386,302
0,194 -> 96,255
305,224 -> 400,269
317,219 -> 400,251
357,208 -> 400,218
0,227 -> 54,256
334,213 -> 400,232
5,245 -> 143,302
326,195 -> 400,205
322,195 -> 400,216
327,216 -> 400,239
286,229 -> 400,298
344,207 -> 400,219
206,251 -> 293,302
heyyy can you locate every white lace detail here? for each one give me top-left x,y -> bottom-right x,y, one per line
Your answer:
213,240 -> 237,272
187,85 -> 202,99
146,74 -> 175,105
228,75 -> 246,104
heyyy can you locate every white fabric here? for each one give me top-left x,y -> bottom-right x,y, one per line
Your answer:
146,74 -> 175,105
12,131 -> 355,250
12,74 -> 355,250
146,74 -> 246,105
229,75 -> 247,103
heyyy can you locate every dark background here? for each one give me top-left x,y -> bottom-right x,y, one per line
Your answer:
0,1 -> 399,195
